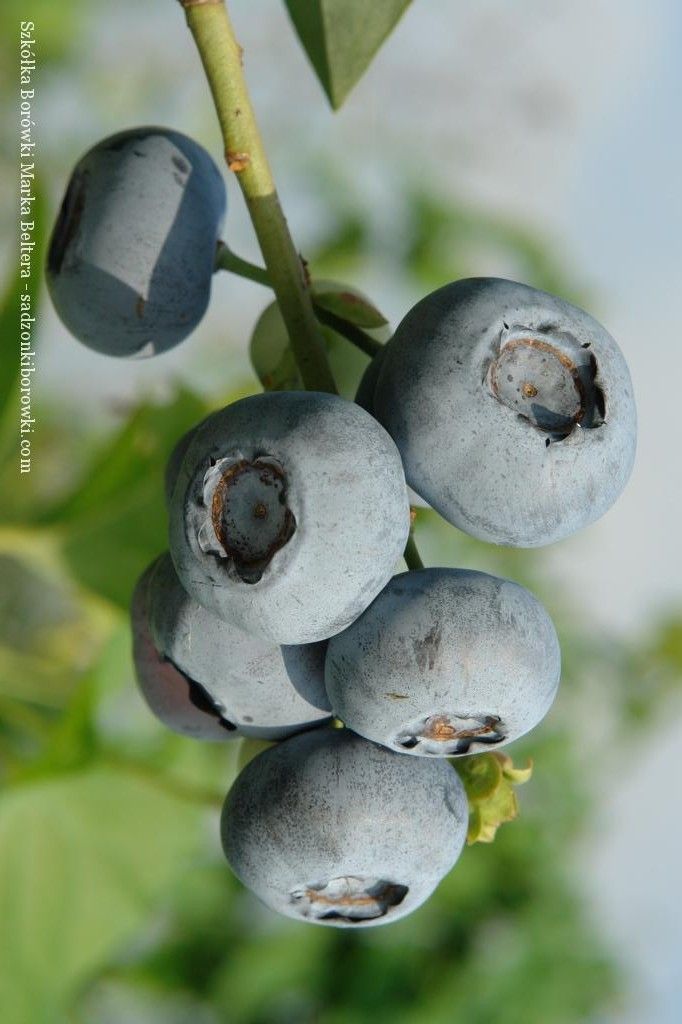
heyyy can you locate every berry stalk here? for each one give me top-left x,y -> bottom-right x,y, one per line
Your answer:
179,0 -> 337,394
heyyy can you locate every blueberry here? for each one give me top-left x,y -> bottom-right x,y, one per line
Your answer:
47,126 -> 226,358
168,391 -> 410,644
221,727 -> 468,927
325,568 -> 561,756
373,278 -> 637,546
354,343 -> 386,414
356,349 -> 430,511
146,553 -> 331,739
130,561 -> 237,740
164,423 -> 199,509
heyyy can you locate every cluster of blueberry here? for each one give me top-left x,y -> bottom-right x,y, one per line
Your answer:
48,127 -> 637,928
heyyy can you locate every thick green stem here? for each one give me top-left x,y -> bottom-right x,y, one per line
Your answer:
180,0 -> 336,393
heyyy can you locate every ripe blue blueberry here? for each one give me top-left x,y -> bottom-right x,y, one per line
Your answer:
221,727 -> 468,927
164,423 -> 199,509
47,126 -> 226,358
168,391 -> 410,644
354,344 -> 386,415
372,278 -> 637,546
146,553 -> 331,739
325,568 -> 561,756
131,562 -> 236,740
355,347 -> 430,511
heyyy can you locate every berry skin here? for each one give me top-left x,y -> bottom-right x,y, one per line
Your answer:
221,727 -> 468,927
325,568 -> 561,757
168,391 -> 410,644
372,278 -> 637,546
355,350 -> 430,512
354,343 -> 386,414
146,553 -> 331,740
130,562 -> 236,740
164,424 -> 198,509
47,127 -> 226,358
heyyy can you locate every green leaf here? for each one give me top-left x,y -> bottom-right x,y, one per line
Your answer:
0,529 -> 112,707
60,477 -> 166,610
54,391 -> 209,609
0,767 -> 203,1023
249,301 -> 304,393
250,285 -> 380,400
454,752 -> 534,845
467,785 -> 519,845
0,2 -> 89,88
456,751 -> 503,802
45,388 -> 207,526
284,0 -> 412,108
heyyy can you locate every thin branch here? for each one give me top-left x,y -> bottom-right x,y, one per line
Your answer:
312,302 -> 384,358
214,241 -> 271,287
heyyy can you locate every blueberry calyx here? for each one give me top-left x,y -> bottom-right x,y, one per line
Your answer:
488,326 -> 606,439
198,455 -> 296,584
290,876 -> 409,922
396,713 -> 505,755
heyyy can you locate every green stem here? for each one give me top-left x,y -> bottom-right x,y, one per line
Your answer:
403,530 -> 425,571
180,0 -> 336,394
215,241 -> 271,287
312,303 -> 384,358
215,242 -> 386,360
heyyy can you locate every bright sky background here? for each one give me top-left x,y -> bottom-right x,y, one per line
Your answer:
19,1 -> 682,1018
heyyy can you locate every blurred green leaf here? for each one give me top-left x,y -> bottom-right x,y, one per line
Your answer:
649,616 -> 682,673
310,210 -> 369,272
61,477 -> 166,610
45,389 -> 207,526
76,976 -> 220,1024
0,767 -> 204,1023
53,391 -> 209,609
212,920 -> 333,1020
0,530 -> 112,707
0,2 -> 87,88
403,189 -> 582,299
284,0 -> 412,108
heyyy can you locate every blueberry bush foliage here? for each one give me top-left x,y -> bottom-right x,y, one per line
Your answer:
1,1 -> 680,1021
